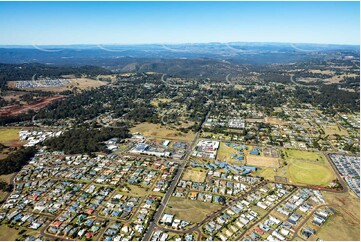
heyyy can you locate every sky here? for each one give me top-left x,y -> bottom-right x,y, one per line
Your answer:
0,1 -> 359,45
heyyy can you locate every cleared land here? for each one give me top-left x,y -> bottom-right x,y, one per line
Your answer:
314,192 -> 360,241
254,149 -> 336,186
130,122 -> 196,141
264,117 -> 287,126
0,225 -> 21,241
0,128 -> 21,146
182,169 -> 207,182
246,156 -> 278,167
164,197 -> 221,223
0,96 -> 65,117
323,125 -> 348,136
216,142 -> 240,163
283,149 -> 336,186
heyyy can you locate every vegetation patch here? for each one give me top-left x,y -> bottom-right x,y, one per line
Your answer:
130,122 -> 196,141
314,192 -> 360,241
323,125 -> 348,136
45,126 -> 131,154
182,169 -> 207,182
0,128 -> 21,146
164,197 -> 221,223
282,149 -> 336,186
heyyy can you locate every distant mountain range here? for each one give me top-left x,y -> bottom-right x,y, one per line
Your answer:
0,42 -> 359,79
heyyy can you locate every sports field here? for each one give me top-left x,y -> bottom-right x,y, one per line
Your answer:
254,149 -> 336,186
283,149 -> 336,186
164,197 -> 221,223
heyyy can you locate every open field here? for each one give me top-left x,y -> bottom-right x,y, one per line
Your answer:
150,98 -> 172,107
0,225 -> 21,241
130,122 -> 196,141
323,125 -> 348,136
287,161 -> 335,186
164,197 -> 221,223
314,192 -> 360,241
246,155 -> 278,167
264,117 -> 287,126
0,128 -> 21,146
216,142 -> 239,163
0,95 -> 65,117
182,169 -> 207,182
283,149 -> 336,186
254,149 -> 336,186
283,149 -> 326,162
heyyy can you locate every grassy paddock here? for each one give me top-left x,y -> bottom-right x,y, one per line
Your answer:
182,169 -> 207,182
283,149 -> 336,186
0,128 -> 21,146
314,191 -> 360,241
164,197 -> 221,223
246,156 -> 278,167
130,122 -> 196,141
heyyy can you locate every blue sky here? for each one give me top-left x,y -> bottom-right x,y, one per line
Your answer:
0,1 -> 359,45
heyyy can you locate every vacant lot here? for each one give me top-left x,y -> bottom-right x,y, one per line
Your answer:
164,197 -> 221,223
283,149 -> 326,162
0,225 -> 21,241
216,142 -> 238,163
0,96 -> 65,117
323,125 -> 348,136
247,156 -> 279,167
314,192 -> 360,241
130,122 -> 196,141
0,128 -> 21,146
264,117 -> 287,126
182,169 -> 207,182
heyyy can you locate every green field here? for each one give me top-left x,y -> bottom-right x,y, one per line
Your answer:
283,149 -> 336,186
0,128 -> 21,146
164,197 -> 221,223
254,149 -> 336,186
216,142 -> 238,163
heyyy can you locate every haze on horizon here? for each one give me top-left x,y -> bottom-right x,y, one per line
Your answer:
0,1 -> 359,46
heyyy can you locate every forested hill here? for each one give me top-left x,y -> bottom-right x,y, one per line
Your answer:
0,63 -> 112,84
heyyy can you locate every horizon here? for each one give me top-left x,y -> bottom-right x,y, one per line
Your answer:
0,1 -> 359,45
0,41 -> 359,48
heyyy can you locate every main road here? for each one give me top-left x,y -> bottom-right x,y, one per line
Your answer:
142,108 -> 212,240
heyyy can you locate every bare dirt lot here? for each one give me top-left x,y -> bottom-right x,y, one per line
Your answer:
246,155 -> 279,167
0,95 -> 64,117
